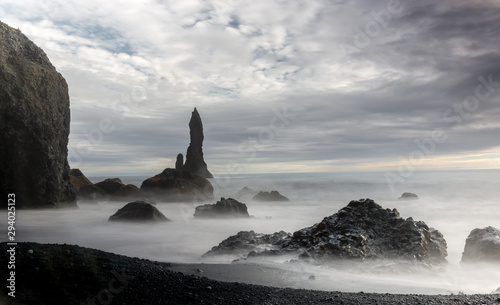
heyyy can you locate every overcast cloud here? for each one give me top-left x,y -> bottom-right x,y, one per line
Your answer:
1,0 -> 500,176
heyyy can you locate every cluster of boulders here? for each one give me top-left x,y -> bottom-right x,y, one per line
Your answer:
70,168 -> 214,203
205,199 -> 448,265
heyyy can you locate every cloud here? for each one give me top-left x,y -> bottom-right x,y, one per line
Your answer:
1,0 -> 500,176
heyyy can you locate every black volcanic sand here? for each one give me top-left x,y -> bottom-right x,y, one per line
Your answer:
1,243 -> 499,305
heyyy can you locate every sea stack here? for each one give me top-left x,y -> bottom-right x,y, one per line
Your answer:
0,21 -> 76,208
181,108 -> 213,178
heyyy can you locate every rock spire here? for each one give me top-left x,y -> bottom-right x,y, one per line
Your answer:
180,108 -> 213,178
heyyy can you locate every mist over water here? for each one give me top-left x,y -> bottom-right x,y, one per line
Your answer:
2,170 -> 500,294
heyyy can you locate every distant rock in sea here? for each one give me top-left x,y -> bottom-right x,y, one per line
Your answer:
398,192 -> 418,200
461,226 -> 500,263
141,168 -> 214,202
0,20 -> 76,208
109,200 -> 169,222
194,198 -> 250,218
253,190 -> 290,202
178,108 -> 213,178
205,198 -> 447,265
233,187 -> 258,200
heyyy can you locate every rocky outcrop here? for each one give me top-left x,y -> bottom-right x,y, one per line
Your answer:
141,168 -> 214,202
181,108 -> 213,178
109,200 -> 169,222
205,199 -> 447,265
461,226 -> 500,263
0,21 -> 76,208
398,192 -> 418,200
94,178 -> 124,195
204,231 -> 291,257
194,198 -> 249,218
175,153 -> 184,170
69,169 -> 103,203
253,190 -> 289,202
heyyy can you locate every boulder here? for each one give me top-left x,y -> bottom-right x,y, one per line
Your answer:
461,226 -> 500,263
398,192 -> 418,200
94,178 -> 124,195
205,198 -> 447,265
0,21 -> 76,208
194,198 -> 249,218
108,200 -> 169,222
253,190 -> 289,202
141,168 -> 214,202
204,231 -> 291,257
181,108 -> 213,178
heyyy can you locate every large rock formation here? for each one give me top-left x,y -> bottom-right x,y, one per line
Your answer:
205,199 -> 448,265
141,168 -> 214,202
109,200 -> 169,222
0,21 -> 76,208
180,108 -> 213,178
461,226 -> 500,263
194,197 -> 249,218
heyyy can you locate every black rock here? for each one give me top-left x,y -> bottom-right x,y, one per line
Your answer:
461,226 -> 500,263
141,168 -> 214,202
175,153 -> 184,170
203,230 -> 291,257
205,198 -> 447,265
0,21 -> 76,208
182,108 -> 213,178
253,190 -> 290,202
398,192 -> 418,200
194,198 -> 250,218
109,200 -> 169,222
94,178 -> 124,194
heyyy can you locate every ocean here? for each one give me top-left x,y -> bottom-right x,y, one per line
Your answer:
2,169 -> 500,294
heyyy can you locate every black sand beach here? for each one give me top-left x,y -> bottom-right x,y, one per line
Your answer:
1,242 -> 499,305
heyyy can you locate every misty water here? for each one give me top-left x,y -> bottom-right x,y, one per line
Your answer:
2,170 -> 500,294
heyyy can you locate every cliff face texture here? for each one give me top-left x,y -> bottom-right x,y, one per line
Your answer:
181,108 -> 213,178
0,21 -> 76,208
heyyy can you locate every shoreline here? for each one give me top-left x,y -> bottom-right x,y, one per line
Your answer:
1,242 -> 499,305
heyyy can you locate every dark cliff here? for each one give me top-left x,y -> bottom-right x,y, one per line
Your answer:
0,21 -> 76,208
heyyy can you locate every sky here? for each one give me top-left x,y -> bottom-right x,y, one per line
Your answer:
1,0 -> 500,177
